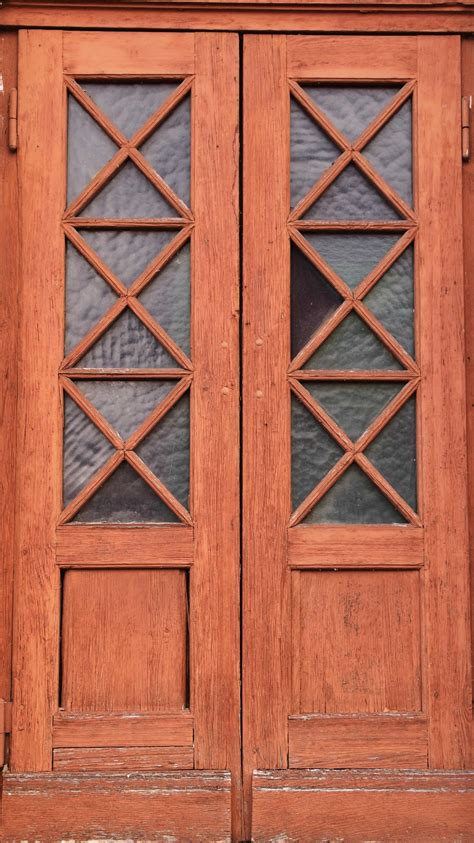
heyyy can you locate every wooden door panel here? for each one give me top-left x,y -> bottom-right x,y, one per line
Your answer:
244,33 -> 472,840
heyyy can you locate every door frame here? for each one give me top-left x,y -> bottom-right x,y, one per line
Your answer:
1,8 -> 473,843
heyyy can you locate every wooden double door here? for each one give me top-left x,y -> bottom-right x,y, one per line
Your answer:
3,29 -> 472,842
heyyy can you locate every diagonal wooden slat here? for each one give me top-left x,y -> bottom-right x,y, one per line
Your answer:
288,80 -> 350,151
64,146 -> 129,220
130,76 -> 194,148
60,376 -> 124,449
353,299 -> 419,373
63,224 -> 127,297
289,227 -> 353,300
289,300 -> 353,373
288,148 -> 352,223
354,377 -> 420,452
354,227 -> 417,300
288,451 -> 354,528
64,76 -> 127,146
127,297 -> 192,371
354,80 -> 416,152
125,375 -> 192,451
355,451 -> 421,527
128,224 -> 193,297
61,297 -> 127,370
289,378 -> 353,451
354,151 -> 416,222
58,450 -> 124,526
129,147 -> 193,222
125,451 -> 192,526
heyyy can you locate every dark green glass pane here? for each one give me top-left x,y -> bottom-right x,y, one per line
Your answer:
305,463 -> 406,524
63,395 -> 115,507
303,164 -> 400,221
365,396 -> 417,510
364,100 -> 412,207
141,96 -> 191,207
67,95 -> 118,205
364,246 -> 414,357
303,85 -> 400,143
303,312 -> 402,371
136,392 -> 190,509
139,243 -> 190,357
80,229 -> 176,288
79,161 -> 175,219
291,395 -> 343,509
65,241 -> 117,355
81,81 -> 179,139
290,98 -> 340,209
291,244 -> 342,359
304,232 -> 401,290
75,379 -> 176,440
304,381 -> 402,442
76,310 -> 177,369
72,460 -> 179,523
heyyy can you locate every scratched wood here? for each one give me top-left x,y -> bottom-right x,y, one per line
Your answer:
52,711 -> 193,747
53,745 -> 194,771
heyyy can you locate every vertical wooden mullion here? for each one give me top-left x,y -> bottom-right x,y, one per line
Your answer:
418,35 -> 471,768
191,32 -> 242,840
243,34 -> 291,840
11,30 -> 65,770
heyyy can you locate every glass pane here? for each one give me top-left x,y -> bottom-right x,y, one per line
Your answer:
304,232 -> 401,291
136,391 -> 190,508
303,164 -> 400,221
291,244 -> 342,359
305,463 -> 406,524
74,379 -> 176,441
364,99 -> 412,207
303,312 -> 403,371
139,243 -> 191,357
65,241 -> 117,355
79,160 -> 175,219
290,98 -> 340,208
81,81 -> 179,139
365,396 -> 417,510
304,381 -> 402,442
141,96 -> 191,207
67,95 -> 118,205
63,395 -> 115,506
72,460 -> 179,523
291,395 -> 343,508
76,310 -> 177,369
303,85 -> 400,143
80,229 -> 176,288
364,245 -> 414,357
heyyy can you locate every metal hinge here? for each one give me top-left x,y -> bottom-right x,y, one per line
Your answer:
8,88 -> 17,152
462,95 -> 471,162
0,700 -> 12,767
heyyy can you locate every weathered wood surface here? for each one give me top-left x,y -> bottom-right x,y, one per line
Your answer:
52,711 -> 194,748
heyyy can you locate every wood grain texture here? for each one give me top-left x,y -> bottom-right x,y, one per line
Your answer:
2,771 -> 231,842
53,745 -> 194,771
288,525 -> 424,567
417,36 -> 472,768
0,31 -> 18,714
289,714 -> 427,768
287,35 -> 418,78
191,32 -> 242,841
243,36 -> 291,840
292,569 -> 422,714
252,769 -> 474,843
52,711 -> 193,748
11,30 -> 64,772
56,525 -> 194,566
61,568 -> 188,712
63,30 -> 195,75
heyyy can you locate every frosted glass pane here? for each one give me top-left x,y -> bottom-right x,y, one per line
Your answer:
65,241 -> 117,355
305,463 -> 406,524
63,396 -> 115,506
139,243 -> 191,357
76,310 -> 177,369
81,81 -> 179,139
80,229 -> 176,288
364,246 -> 414,357
303,164 -> 400,221
67,95 -> 117,204
290,98 -> 340,208
73,461 -> 179,523
303,85 -> 400,143
303,312 -> 402,371
305,381 -> 401,442
141,96 -> 191,206
136,392 -> 190,508
79,161 -> 175,219
291,395 -> 343,508
364,100 -> 412,207
291,244 -> 342,359
304,232 -> 401,290
75,379 -> 176,441
365,396 -> 417,510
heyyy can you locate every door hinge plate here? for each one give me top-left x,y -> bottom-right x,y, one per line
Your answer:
0,700 -> 12,768
462,95 -> 471,162
8,87 -> 17,152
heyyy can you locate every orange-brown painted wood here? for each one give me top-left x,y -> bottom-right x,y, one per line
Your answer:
2,771 -> 232,842
56,525 -> 194,566
288,524 -> 424,567
53,745 -> 194,771
52,711 -> 193,748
